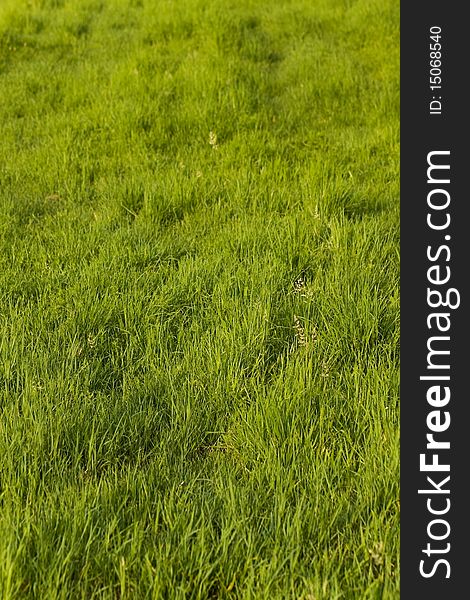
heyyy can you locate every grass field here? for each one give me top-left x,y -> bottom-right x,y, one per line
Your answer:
0,0 -> 399,598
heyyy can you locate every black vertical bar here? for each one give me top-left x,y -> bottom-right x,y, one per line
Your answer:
401,3 -> 468,598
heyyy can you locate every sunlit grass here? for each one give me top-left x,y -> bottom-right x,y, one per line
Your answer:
0,0 -> 399,597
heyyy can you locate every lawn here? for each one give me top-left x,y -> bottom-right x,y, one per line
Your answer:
0,0 -> 399,598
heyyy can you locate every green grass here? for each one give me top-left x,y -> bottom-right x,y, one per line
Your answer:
0,0 -> 399,598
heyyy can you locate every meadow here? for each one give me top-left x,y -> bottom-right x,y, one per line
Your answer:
0,0 -> 399,597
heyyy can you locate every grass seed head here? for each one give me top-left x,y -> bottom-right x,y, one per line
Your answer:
209,130 -> 218,148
